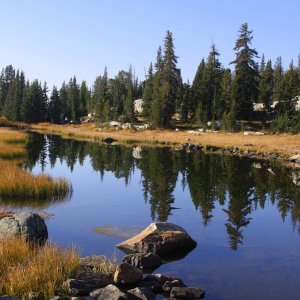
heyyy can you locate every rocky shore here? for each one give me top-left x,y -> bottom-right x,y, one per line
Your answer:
0,219 -> 205,300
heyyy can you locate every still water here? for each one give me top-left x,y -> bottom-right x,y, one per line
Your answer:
3,134 -> 300,300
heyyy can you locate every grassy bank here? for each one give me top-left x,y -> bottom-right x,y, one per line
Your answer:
32,123 -> 300,157
0,238 -> 79,299
0,127 -> 71,200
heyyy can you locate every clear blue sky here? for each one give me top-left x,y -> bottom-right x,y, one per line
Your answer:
1,0 -> 299,88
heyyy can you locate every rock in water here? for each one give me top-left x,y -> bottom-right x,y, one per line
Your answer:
114,263 -> 143,285
102,137 -> 116,144
123,252 -> 162,272
116,222 -> 197,256
0,212 -> 48,245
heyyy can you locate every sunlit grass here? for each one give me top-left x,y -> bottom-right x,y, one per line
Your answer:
0,127 -> 71,201
0,160 -> 71,200
0,238 -> 80,299
0,127 -> 27,159
80,254 -> 117,276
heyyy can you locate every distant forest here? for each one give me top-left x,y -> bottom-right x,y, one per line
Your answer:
0,23 -> 299,132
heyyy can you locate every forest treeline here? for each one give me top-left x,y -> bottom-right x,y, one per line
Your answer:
0,23 -> 300,131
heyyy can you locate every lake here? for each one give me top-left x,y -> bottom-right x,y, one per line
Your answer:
2,133 -> 300,300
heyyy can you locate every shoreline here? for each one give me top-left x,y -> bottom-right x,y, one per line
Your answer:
30,123 -> 300,160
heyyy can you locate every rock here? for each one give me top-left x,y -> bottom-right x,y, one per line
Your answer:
91,284 -> 128,300
123,253 -> 162,272
127,287 -> 155,300
102,137 -> 117,144
76,270 -> 113,287
28,292 -> 45,300
162,279 -> 185,293
114,263 -> 143,285
287,155 -> 300,162
116,222 -> 197,257
63,279 -> 101,296
139,274 -> 177,294
170,287 -> 205,299
0,212 -> 48,245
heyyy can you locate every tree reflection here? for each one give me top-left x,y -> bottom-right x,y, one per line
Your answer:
24,133 -> 300,250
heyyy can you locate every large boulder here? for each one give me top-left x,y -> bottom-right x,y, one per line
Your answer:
0,212 -> 48,245
116,222 -> 197,257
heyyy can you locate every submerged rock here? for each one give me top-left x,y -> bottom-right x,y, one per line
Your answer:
0,212 -> 48,245
170,287 -> 205,299
116,222 -> 197,256
123,252 -> 162,272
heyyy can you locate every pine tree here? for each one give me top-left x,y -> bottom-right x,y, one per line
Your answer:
60,82 -> 68,122
123,65 -> 135,122
258,59 -> 274,109
180,81 -> 191,123
0,65 -> 15,115
3,72 -> 19,121
49,86 -> 62,123
79,80 -> 89,117
231,23 -> 259,120
153,31 -> 181,127
273,56 -> 284,102
142,63 -> 154,119
67,76 -> 80,122
192,59 -> 206,121
204,44 -> 222,122
21,80 -> 44,123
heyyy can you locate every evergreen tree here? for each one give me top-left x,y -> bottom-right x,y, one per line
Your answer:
180,81 -> 191,123
67,76 -> 80,122
282,61 -> 300,100
192,59 -> 206,122
79,80 -> 89,117
123,65 -> 135,122
49,86 -> 62,123
3,71 -> 19,121
160,31 -> 180,127
0,65 -> 15,115
204,44 -> 222,122
142,63 -> 154,119
60,82 -> 68,122
21,80 -> 44,123
258,59 -> 274,109
273,56 -> 284,102
231,23 -> 259,120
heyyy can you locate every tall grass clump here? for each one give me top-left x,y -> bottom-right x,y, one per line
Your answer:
0,238 -> 80,299
0,160 -> 71,200
0,128 -> 27,159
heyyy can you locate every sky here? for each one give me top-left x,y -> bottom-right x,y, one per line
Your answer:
0,0 -> 300,89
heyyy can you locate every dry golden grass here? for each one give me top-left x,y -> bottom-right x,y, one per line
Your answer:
0,238 -> 80,299
0,159 -> 71,200
32,123 -> 300,156
0,127 -> 71,200
0,127 -> 27,159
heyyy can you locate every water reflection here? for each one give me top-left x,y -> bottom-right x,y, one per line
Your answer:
24,134 -> 300,250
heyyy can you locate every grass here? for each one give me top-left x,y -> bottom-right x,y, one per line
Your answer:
0,238 -> 80,299
0,127 -> 72,201
80,255 -> 117,276
0,127 -> 27,159
0,159 -> 71,200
